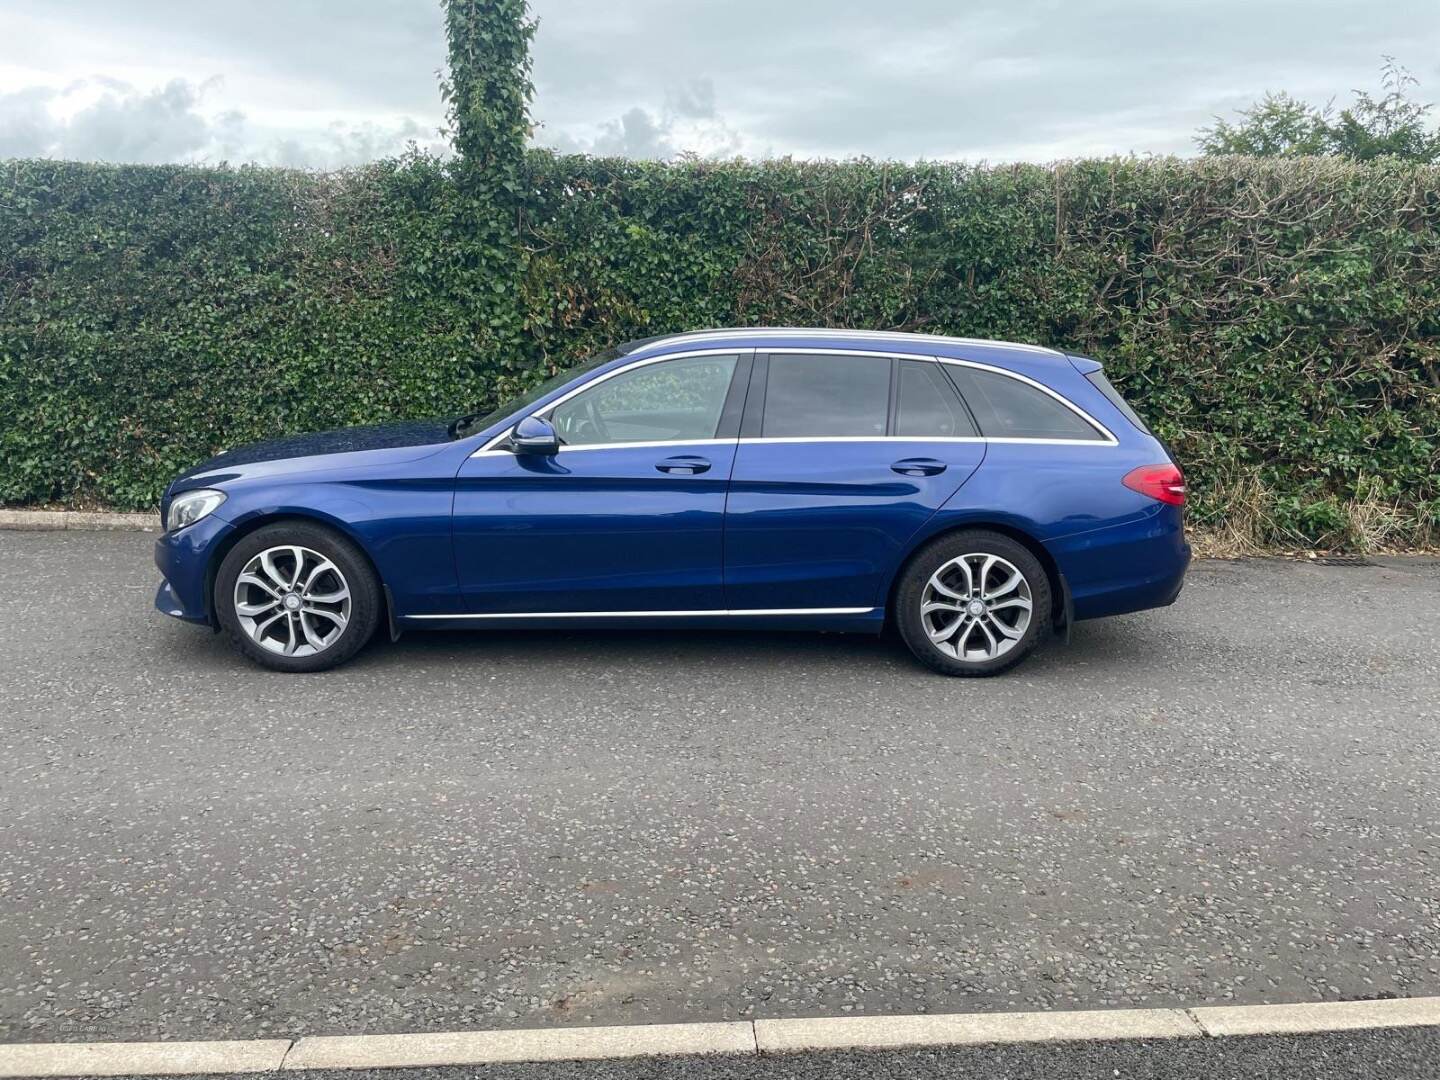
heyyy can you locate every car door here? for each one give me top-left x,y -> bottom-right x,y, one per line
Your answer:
452,351 -> 750,614
723,352 -> 986,611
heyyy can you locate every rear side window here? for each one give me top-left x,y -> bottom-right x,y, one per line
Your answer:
946,366 -> 1105,442
894,360 -> 978,437
1085,370 -> 1152,435
763,353 -> 891,437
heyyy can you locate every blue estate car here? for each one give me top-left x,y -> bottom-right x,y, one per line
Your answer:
155,329 -> 1190,675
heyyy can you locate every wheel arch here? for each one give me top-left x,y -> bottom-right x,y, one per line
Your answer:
887,519 -> 1070,632
203,510 -> 388,629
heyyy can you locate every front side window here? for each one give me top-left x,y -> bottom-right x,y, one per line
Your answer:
763,353 -> 891,437
946,366 -> 1105,441
550,354 -> 739,447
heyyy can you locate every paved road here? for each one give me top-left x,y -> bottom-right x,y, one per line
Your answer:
1,531 -> 1438,1044
118,1029 -> 1440,1079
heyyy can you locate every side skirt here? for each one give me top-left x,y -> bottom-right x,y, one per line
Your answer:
397,608 -> 886,634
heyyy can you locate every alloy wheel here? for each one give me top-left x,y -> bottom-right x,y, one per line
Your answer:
921,552 -> 1033,661
233,545 -> 351,657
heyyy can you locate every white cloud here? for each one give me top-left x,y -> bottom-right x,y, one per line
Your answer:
540,78 -> 744,160
0,76 -> 446,167
0,0 -> 1437,166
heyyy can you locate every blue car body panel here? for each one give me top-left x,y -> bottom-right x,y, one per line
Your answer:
154,329 -> 1191,637
453,440 -> 737,614
723,438 -> 984,611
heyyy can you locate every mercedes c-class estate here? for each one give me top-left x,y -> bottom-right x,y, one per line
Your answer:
155,329 -> 1190,675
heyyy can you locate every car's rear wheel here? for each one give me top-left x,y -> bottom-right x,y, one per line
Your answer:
895,530 -> 1051,677
215,522 -> 380,672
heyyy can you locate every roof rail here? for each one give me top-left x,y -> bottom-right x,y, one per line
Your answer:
634,327 -> 1062,357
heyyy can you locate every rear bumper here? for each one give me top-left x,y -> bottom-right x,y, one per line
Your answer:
153,514 -> 233,624
1050,507 -> 1191,622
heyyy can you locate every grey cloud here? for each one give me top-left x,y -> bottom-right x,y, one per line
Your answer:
529,0 -> 1440,160
4,0 -> 1439,167
6,0 -> 447,114
0,87 -> 59,159
1,76 -> 445,167
0,79 -> 215,164
60,79 -> 213,164
265,117 -> 438,169
667,80 -> 717,120
589,108 -> 674,159
539,76 -> 741,159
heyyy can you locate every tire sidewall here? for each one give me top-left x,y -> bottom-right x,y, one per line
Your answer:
215,522 -> 381,673
896,530 -> 1052,677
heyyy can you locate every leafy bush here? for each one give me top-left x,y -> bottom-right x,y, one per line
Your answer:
2,152 -> 1438,548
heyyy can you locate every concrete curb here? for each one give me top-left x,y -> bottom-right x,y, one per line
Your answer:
753,1006 -> 1199,1052
0,1039 -> 290,1078
1190,998 -> 1440,1037
2,998 -> 1439,1077
0,510 -> 158,533
282,1022 -> 756,1071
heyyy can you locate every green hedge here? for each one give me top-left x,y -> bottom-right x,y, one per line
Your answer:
3,153 -> 1438,548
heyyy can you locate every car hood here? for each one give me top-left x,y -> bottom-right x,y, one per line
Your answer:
171,419 -> 455,487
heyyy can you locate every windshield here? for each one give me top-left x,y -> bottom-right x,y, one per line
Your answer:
451,346 -> 627,439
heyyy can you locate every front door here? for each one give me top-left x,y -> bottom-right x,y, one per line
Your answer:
453,351 -> 749,613
723,353 -> 986,611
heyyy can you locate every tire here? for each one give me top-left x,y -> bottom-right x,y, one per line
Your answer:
895,530 -> 1052,677
215,521 -> 381,673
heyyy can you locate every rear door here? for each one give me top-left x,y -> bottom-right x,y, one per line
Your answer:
723,352 -> 986,612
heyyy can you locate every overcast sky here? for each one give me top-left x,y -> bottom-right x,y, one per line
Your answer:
2,0 -> 1438,167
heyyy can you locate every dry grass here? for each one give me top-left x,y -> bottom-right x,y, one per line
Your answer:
1188,472 -> 1437,558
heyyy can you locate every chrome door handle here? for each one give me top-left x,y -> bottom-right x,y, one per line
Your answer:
891,458 -> 947,477
656,456 -> 712,475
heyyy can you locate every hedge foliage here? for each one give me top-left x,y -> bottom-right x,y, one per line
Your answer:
3,152 -> 1439,548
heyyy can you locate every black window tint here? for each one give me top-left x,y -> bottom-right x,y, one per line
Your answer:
947,366 -> 1103,441
1085,369 -> 1152,435
894,360 -> 978,438
762,353 -> 891,437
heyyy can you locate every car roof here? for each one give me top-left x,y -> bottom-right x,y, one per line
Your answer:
622,327 -> 1068,369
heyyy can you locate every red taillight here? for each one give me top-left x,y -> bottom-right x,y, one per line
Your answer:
1123,463 -> 1186,506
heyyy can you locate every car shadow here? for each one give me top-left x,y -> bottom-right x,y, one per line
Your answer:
341,618 -> 1152,678
150,607 -> 1158,680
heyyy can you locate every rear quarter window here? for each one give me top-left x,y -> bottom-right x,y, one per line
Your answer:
945,365 -> 1105,442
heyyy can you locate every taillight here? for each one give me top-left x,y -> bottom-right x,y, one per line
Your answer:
1123,463 -> 1186,506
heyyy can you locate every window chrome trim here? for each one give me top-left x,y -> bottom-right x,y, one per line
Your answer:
477,348 -> 750,454
404,606 -> 877,620
472,347 -> 1117,456
471,434 -> 1114,456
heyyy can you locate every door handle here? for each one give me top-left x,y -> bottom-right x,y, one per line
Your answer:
656,456 -> 712,475
891,458 -> 948,477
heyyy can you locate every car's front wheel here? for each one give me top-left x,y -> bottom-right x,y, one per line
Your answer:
215,522 -> 381,672
895,530 -> 1052,677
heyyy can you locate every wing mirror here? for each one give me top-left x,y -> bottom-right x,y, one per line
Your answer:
511,414 -> 560,456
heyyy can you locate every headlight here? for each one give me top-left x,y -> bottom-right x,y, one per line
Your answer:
167,488 -> 227,532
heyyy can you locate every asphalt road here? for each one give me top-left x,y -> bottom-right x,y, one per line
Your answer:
1,531 -> 1438,1045
124,1029 -> 1440,1080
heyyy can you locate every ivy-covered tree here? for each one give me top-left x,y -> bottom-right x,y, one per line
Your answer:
438,0 -> 537,369
1198,59 -> 1440,163
441,0 -> 535,174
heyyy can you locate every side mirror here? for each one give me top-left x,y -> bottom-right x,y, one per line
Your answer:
511,414 -> 560,456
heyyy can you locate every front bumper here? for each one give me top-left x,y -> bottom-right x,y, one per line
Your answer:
153,513 -> 234,624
